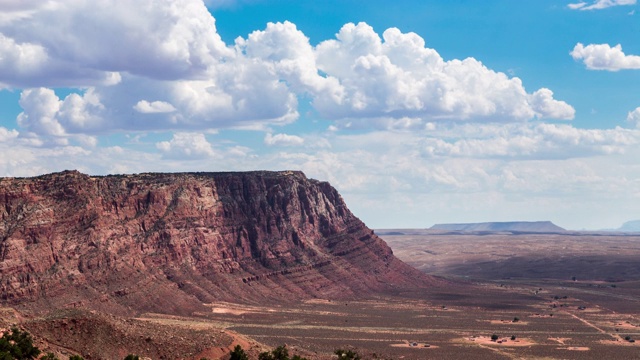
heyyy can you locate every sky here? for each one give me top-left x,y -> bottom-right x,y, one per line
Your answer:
0,0 -> 639,230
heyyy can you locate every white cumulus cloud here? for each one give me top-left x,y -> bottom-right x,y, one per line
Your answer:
0,0 -> 232,83
134,100 -> 177,114
568,0 -> 636,10
529,88 -> 576,120
411,123 -> 637,159
264,133 -> 305,146
311,23 -> 573,123
156,132 -> 215,159
5,1 -> 574,145
17,87 -> 106,142
627,107 -> 640,127
17,88 -> 65,137
571,43 -> 640,71
0,127 -> 19,142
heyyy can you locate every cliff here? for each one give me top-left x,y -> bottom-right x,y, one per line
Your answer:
0,170 -> 431,315
430,221 -> 566,233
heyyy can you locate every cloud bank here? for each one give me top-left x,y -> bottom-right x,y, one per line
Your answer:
0,0 -> 576,147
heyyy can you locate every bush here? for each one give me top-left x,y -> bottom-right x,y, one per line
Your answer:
229,345 -> 249,360
123,355 -> 140,360
259,346 -> 288,360
334,349 -> 361,360
0,327 -> 42,360
512,317 -> 519,323
490,334 -> 499,342
510,335 -> 516,341
258,346 -> 308,360
40,353 -> 58,360
69,356 -> 85,360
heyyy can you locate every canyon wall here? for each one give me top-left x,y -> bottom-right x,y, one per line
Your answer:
0,171 -> 431,315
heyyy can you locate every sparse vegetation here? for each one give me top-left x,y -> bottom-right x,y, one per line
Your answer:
123,355 -> 140,360
258,345 -> 308,360
229,345 -> 249,360
0,327 -> 41,360
334,349 -> 361,360
69,356 -> 84,360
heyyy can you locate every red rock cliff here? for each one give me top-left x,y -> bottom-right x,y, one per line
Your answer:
0,170 -> 431,315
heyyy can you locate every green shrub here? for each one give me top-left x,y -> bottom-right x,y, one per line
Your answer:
123,355 -> 140,360
69,356 -> 85,360
259,345 -> 288,360
334,349 -> 361,360
229,345 -> 249,360
0,327 -> 42,360
258,345 -> 307,360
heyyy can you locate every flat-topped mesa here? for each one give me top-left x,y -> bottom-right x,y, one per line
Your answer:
430,221 -> 566,233
0,170 -> 431,315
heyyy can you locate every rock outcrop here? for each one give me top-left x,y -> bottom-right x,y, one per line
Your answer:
0,171 -> 431,315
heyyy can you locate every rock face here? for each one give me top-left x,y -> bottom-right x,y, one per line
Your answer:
0,170 -> 430,315
430,221 -> 565,233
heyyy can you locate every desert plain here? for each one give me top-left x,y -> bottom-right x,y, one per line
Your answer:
198,229 -> 640,359
4,228 -> 640,359
129,230 -> 640,359
191,230 -> 640,359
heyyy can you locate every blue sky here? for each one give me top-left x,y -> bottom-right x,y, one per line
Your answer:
0,0 -> 639,230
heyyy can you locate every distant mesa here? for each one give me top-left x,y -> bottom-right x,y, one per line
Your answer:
429,221 -> 566,233
616,220 -> 640,232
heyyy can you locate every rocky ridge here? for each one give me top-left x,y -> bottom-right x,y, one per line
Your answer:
0,170 -> 431,316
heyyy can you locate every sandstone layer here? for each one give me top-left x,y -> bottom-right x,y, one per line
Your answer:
0,170 -> 431,315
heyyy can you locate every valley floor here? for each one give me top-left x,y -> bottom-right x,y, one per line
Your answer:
4,230 -> 640,359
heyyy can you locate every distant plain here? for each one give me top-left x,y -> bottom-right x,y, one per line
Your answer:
191,230 -> 640,359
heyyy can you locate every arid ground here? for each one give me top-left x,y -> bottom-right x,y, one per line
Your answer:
5,229 -> 640,359
141,230 -> 640,359
195,230 -> 640,359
